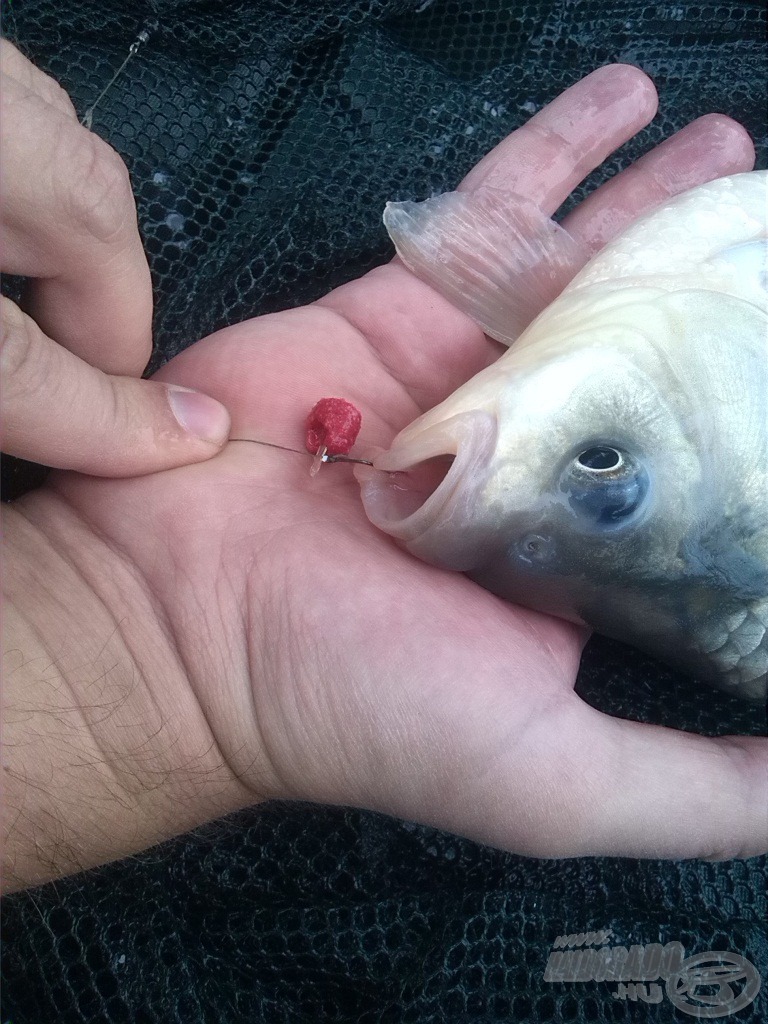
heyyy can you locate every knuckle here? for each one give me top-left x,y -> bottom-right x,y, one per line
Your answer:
48,78 -> 78,119
102,374 -> 131,432
0,298 -> 45,395
65,132 -> 136,243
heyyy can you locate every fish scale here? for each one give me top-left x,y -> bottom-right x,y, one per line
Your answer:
706,600 -> 768,698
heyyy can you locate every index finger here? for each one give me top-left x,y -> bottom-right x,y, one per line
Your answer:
1,39 -> 78,119
0,66 -> 152,376
458,63 -> 658,205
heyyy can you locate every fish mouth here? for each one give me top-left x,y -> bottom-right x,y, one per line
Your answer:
356,411 -> 497,569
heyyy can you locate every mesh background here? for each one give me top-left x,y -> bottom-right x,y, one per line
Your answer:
2,1 -> 767,1022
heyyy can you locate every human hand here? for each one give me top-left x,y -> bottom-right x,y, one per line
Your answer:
0,40 -> 230,475
6,66 -> 766,888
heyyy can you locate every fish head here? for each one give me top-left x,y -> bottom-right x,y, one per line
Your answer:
359,311 -> 705,632
360,173 -> 767,692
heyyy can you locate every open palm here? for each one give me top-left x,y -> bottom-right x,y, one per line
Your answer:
52,67 -> 767,860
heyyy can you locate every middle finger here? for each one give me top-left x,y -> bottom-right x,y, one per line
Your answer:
318,65 -> 661,406
458,63 -> 658,207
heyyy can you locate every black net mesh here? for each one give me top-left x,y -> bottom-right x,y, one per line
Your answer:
2,1 -> 767,1022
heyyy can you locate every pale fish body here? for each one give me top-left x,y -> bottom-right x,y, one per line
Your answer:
359,172 -> 768,698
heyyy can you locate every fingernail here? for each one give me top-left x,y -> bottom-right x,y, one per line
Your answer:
167,386 -> 230,444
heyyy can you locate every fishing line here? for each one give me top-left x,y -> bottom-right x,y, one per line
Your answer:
80,18 -> 158,129
230,437 -> 373,466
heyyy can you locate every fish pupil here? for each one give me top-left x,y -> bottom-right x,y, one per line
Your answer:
577,446 -> 621,471
562,446 -> 649,528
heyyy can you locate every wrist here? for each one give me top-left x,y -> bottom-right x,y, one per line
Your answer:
3,488 -> 255,891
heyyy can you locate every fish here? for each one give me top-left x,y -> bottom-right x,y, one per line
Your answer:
358,171 -> 768,699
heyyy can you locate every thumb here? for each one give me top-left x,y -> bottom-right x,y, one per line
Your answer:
1,297 -> 230,476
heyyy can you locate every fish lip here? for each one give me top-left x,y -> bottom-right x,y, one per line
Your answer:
357,410 -> 497,556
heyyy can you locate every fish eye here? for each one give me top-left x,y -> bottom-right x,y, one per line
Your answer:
561,445 -> 648,527
576,446 -> 623,471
